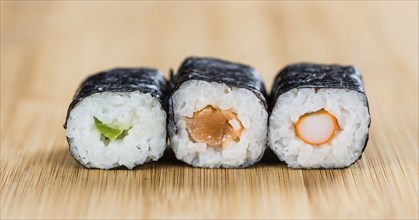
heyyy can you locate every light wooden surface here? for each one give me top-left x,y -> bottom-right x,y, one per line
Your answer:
1,2 -> 418,219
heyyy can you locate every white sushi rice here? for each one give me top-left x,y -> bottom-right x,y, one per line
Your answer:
269,88 -> 370,168
66,91 -> 166,169
169,80 -> 268,168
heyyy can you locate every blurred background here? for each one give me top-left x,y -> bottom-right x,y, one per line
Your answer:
1,1 -> 418,219
2,1 -> 417,92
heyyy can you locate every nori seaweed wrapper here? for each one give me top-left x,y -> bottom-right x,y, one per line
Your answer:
269,63 -> 371,168
64,68 -> 168,129
270,63 -> 366,109
170,57 -> 267,107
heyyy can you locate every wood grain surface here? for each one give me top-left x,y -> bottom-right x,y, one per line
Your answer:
1,1 -> 418,219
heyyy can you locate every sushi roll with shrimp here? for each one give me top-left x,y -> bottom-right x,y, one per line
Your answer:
168,57 -> 268,168
268,63 -> 371,169
64,68 -> 168,169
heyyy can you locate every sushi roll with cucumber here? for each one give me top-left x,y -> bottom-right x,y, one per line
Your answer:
168,57 -> 268,168
64,68 -> 168,169
268,63 -> 371,168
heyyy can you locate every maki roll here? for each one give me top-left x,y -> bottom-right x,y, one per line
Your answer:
168,57 -> 268,168
64,68 -> 167,169
269,63 -> 371,168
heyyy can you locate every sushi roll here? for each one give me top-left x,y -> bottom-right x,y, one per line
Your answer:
168,57 -> 268,168
268,63 -> 371,169
64,68 -> 168,169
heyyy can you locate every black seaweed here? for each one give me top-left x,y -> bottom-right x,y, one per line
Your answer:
269,63 -> 371,168
270,63 -> 366,108
170,57 -> 267,106
64,68 -> 168,128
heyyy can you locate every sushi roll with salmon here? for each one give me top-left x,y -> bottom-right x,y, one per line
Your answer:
168,57 -> 268,168
64,68 -> 168,169
268,63 -> 371,168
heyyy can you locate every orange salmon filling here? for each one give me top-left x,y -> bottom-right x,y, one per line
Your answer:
295,109 -> 339,146
185,105 -> 244,147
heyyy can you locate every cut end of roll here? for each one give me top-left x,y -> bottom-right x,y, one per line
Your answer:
169,80 -> 268,168
268,88 -> 370,169
66,91 -> 167,169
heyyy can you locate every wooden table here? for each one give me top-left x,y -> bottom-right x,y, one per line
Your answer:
1,2 -> 418,219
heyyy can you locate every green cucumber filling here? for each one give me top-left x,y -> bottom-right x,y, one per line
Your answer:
94,117 -> 130,141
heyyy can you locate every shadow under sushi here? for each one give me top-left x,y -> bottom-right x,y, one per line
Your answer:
30,143 -> 286,171
257,148 -> 283,166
